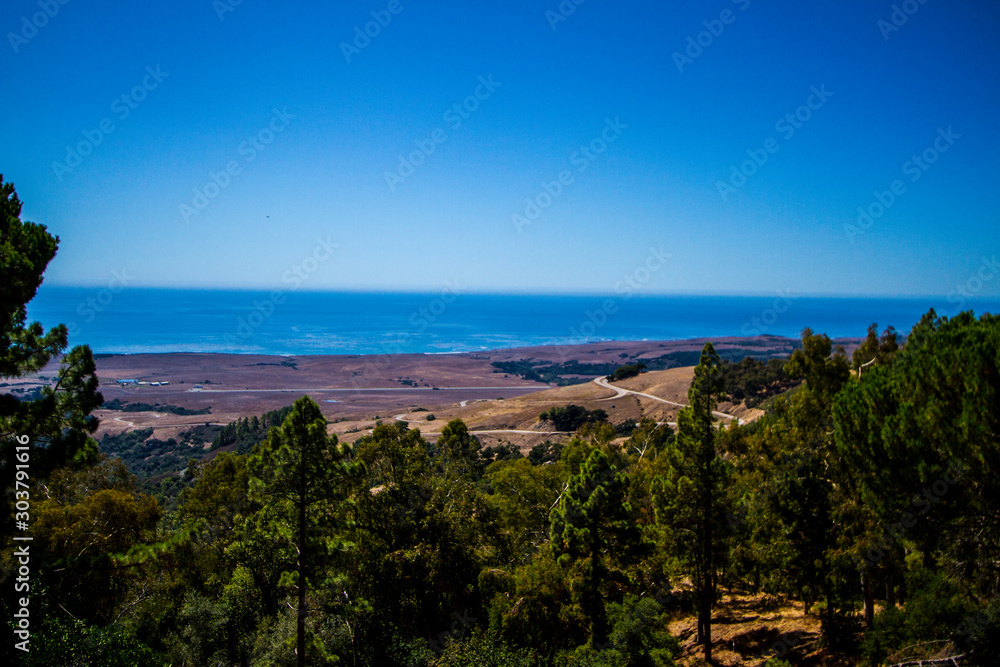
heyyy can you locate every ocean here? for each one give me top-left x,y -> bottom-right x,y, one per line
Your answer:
24,287 -> 997,356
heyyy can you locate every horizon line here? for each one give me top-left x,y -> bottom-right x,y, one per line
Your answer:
36,283 -> 991,302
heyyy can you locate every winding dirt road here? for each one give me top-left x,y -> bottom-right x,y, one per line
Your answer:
592,377 -> 738,423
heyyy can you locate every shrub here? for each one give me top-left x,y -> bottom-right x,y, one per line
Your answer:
606,363 -> 647,382
539,405 -> 609,432
860,570 -> 973,666
615,419 -> 637,437
432,633 -> 533,666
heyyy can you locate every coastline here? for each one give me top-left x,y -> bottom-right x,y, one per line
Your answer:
4,335 -> 861,445
25,287 -> 955,357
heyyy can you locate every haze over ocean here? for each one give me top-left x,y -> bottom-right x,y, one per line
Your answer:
26,287 -> 999,356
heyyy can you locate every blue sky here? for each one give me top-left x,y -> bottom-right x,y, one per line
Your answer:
3,0 -> 998,297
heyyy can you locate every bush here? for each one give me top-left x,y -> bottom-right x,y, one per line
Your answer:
481,444 -> 523,464
102,398 -> 211,416
606,363 -> 647,382
860,606 -> 906,666
717,357 -> 796,407
539,405 -> 609,432
603,596 -> 678,667
615,419 -> 637,437
432,633 -> 533,666
860,570 -> 973,666
528,441 -> 564,465
23,613 -> 163,667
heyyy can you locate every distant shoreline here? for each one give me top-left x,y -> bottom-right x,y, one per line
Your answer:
83,334 -> 860,360
7,335 -> 871,444
26,289 -> 967,358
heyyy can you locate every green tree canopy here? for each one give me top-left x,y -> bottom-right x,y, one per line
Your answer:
550,446 -> 639,646
654,342 -> 728,662
1,176 -> 104,480
851,322 -> 900,372
248,396 -> 360,667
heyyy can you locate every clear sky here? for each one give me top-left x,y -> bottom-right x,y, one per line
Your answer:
3,0 -> 998,297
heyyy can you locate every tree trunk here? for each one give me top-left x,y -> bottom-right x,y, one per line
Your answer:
702,424 -> 714,663
701,594 -> 712,662
298,468 -> 307,667
590,515 -> 606,646
702,543 -> 713,661
824,571 -> 835,643
590,550 -> 599,644
862,570 -> 874,628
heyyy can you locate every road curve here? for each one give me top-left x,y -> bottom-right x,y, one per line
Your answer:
592,377 -> 737,422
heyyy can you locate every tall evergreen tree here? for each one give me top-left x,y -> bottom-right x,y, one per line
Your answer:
1,175 -> 104,482
1,176 -> 106,662
654,342 -> 727,662
549,447 -> 638,646
778,329 -> 851,641
248,396 -> 360,667
851,322 -> 900,373
836,310 -> 1000,603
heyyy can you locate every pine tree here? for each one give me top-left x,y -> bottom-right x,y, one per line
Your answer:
778,329 -> 851,641
550,447 -> 638,646
655,342 -> 728,662
851,322 -> 899,373
1,175 -> 104,521
248,396 -> 360,667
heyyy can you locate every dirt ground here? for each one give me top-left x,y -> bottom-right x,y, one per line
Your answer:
3,337 -> 817,450
668,589 -> 860,666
